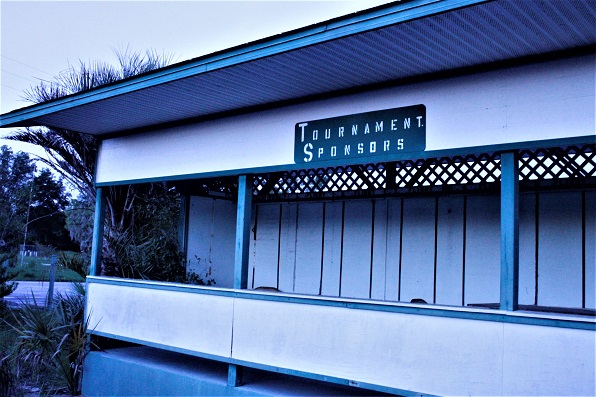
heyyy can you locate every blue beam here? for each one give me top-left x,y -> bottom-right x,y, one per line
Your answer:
500,151 -> 519,311
89,187 -> 106,277
234,175 -> 252,289
227,364 -> 243,387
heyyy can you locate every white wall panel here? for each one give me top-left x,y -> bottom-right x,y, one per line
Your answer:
294,203 -> 324,295
385,199 -> 402,301
97,55 -> 595,184
400,197 -> 435,303
252,204 -> 280,290
538,192 -> 583,307
87,282 -> 234,358
435,196 -> 464,306
465,195 -> 500,306
187,196 -> 213,270
231,298 -> 505,396
502,323 -> 595,396
340,200 -> 373,299
278,203 -> 298,293
586,192 -> 596,309
87,279 -> 595,396
370,200 -> 388,300
320,202 -> 343,297
519,193 -> 537,305
247,208 -> 257,290
186,197 -> 235,288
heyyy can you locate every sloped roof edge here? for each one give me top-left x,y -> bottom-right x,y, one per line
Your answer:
0,0 -> 487,129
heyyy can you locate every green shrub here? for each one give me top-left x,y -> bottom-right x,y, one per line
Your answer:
4,286 -> 90,395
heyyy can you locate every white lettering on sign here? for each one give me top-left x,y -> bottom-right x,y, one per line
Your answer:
299,123 -> 308,142
304,143 -> 313,162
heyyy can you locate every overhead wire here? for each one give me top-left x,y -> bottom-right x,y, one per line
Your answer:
1,54 -> 55,77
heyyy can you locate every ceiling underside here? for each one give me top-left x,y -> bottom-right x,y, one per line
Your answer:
2,0 -> 595,136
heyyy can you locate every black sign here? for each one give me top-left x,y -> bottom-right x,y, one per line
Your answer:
294,105 -> 426,164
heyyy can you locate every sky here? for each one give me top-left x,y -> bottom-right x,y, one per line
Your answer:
0,0 -> 395,156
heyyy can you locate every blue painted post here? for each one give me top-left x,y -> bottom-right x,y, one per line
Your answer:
228,364 -> 243,387
233,175 -> 252,289
229,175 -> 252,387
89,187 -> 106,277
500,151 -> 519,311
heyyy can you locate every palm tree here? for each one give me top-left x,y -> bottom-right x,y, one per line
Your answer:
6,48 -> 182,280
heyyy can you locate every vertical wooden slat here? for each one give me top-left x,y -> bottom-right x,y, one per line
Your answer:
465,195 -> 500,306
435,196 -> 464,306
295,203 -> 324,295
400,197 -> 435,303
208,199 -> 236,288
248,205 -> 258,290
341,200 -> 373,299
252,204 -> 281,289
385,198 -> 402,301
538,191 -> 583,307
461,196 -> 468,306
187,197 -> 215,276
321,202 -> 343,296
585,191 -> 596,309
278,203 -> 298,293
518,193 -> 536,305
371,199 -> 388,300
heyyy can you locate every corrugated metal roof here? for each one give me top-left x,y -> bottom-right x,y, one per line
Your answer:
1,0 -> 594,136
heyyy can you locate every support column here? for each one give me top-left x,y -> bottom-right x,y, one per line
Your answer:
233,175 -> 252,289
500,151 -> 519,311
229,175 -> 252,387
89,187 -> 106,277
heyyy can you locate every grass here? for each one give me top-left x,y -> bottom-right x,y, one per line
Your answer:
9,255 -> 84,283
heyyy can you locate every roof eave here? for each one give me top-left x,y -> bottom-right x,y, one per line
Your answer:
0,0 -> 489,129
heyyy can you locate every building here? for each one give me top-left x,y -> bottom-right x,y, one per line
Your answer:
1,0 -> 594,395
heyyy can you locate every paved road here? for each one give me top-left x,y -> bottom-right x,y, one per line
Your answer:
3,281 -> 83,306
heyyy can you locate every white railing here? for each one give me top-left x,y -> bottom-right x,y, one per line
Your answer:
86,276 -> 595,397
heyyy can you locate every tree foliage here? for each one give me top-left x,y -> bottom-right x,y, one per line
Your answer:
0,146 -> 74,255
6,49 -> 185,281
0,146 -> 35,253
